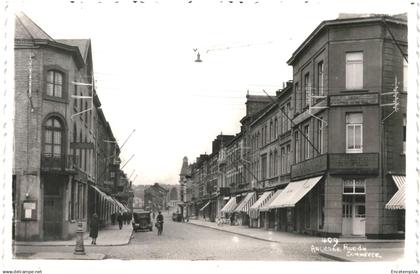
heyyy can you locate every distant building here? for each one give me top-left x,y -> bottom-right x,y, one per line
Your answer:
144,183 -> 169,212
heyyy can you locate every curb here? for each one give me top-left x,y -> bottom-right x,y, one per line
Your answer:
14,229 -> 134,247
186,221 -> 290,244
318,252 -> 350,262
185,222 -> 405,246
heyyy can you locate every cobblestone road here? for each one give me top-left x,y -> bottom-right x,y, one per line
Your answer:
15,218 -> 330,261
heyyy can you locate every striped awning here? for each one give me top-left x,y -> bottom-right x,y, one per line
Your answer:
249,191 -> 274,219
269,176 -> 323,208
234,192 -> 257,214
385,176 -> 406,210
89,185 -> 127,212
220,197 -> 237,214
260,190 -> 283,212
199,201 -> 211,211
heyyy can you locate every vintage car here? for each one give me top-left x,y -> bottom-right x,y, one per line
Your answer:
132,210 -> 153,232
172,212 -> 183,222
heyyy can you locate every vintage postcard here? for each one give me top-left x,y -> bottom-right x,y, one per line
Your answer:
0,0 -> 419,273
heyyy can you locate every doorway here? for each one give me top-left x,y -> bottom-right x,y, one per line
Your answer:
342,195 -> 366,236
43,176 -> 63,240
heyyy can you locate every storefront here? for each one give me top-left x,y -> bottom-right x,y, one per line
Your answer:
220,196 -> 238,223
249,191 -> 274,228
259,190 -> 282,229
234,192 -> 256,226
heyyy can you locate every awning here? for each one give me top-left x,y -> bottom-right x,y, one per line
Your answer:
260,190 -> 282,212
220,197 -> 237,214
89,185 -> 126,212
385,175 -> 406,210
199,201 -> 211,211
234,192 -> 257,214
249,191 -> 274,219
269,176 -> 323,208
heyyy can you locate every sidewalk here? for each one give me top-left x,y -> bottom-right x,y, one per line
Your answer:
186,219 -> 404,262
14,223 -> 133,247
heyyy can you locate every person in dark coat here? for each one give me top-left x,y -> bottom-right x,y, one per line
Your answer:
117,211 -> 123,229
111,213 -> 116,225
89,213 -> 99,245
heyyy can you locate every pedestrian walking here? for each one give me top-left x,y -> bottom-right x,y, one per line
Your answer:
90,213 -> 99,245
156,211 -> 164,236
111,213 -> 116,225
117,211 -> 123,230
230,213 -> 235,226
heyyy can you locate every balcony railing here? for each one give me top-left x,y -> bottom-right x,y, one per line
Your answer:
41,153 -> 78,172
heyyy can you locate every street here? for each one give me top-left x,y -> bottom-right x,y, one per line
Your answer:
15,215 -> 330,261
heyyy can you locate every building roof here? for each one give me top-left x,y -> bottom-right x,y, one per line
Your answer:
287,13 -> 407,65
15,12 -> 86,69
15,11 -> 54,40
56,39 -> 91,62
180,156 -> 191,177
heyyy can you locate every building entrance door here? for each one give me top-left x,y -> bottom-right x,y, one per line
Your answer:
342,195 -> 365,236
352,203 -> 366,236
43,176 -> 63,240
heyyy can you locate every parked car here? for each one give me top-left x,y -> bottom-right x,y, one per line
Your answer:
172,212 -> 183,222
132,210 -> 153,232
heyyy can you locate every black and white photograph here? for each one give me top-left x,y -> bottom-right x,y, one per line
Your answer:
0,0 -> 419,273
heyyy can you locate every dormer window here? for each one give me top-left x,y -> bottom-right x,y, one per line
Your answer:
46,70 -> 63,98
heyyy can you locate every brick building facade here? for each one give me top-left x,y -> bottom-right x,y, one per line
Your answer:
13,13 -> 131,241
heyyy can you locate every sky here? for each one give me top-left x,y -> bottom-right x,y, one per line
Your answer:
16,0 -> 409,185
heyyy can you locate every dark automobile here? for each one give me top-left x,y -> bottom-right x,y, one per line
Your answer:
172,212 -> 182,222
132,210 -> 153,232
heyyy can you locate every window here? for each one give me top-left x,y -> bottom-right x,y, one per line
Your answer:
403,58 -> 408,92
261,154 -> 267,180
294,131 -> 300,163
317,61 -> 324,96
265,125 -> 268,145
269,152 -> 273,177
274,118 -> 278,138
304,73 -> 311,107
346,52 -> 363,90
73,85 -> 78,109
304,125 -> 310,160
79,132 -> 83,168
43,117 -> 63,158
294,82 -> 299,113
269,121 -> 273,142
403,115 -> 406,154
317,118 -> 323,155
286,144 -> 291,173
346,113 -> 363,153
281,107 -> 286,133
46,70 -> 63,97
273,149 -> 278,176
286,102 -> 291,131
343,179 -> 366,194
281,147 -> 286,174
84,101 -> 88,126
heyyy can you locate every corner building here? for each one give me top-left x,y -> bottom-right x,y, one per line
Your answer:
273,14 -> 407,238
